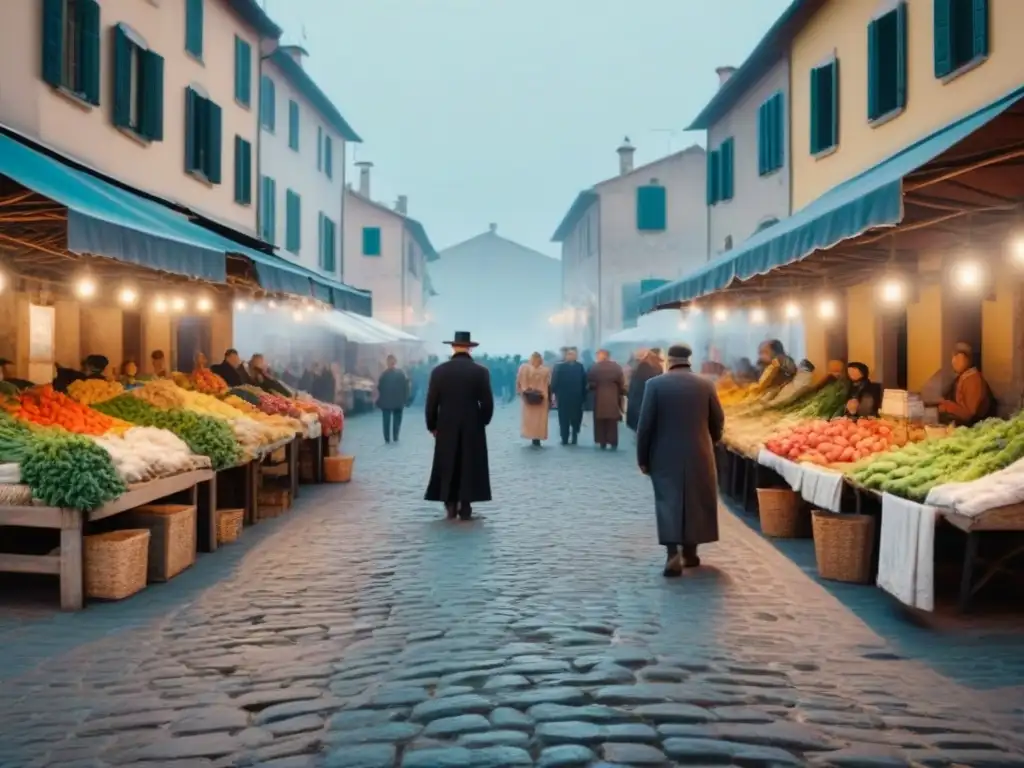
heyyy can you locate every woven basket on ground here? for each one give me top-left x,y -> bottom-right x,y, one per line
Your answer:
216,508 -> 244,544
324,455 -> 354,483
84,529 -> 151,600
756,488 -> 804,538
121,504 -> 196,582
812,510 -> 875,584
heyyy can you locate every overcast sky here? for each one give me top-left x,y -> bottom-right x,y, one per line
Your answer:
264,0 -> 790,256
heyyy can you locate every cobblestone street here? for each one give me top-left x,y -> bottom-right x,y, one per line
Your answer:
1,404 -> 1023,767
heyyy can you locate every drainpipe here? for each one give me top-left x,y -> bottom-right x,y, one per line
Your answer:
400,226 -> 407,331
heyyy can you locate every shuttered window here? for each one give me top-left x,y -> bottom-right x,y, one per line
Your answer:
636,185 -> 667,231
285,190 -> 301,254
260,176 -> 277,244
320,214 -> 337,272
324,135 -> 333,179
112,25 -> 164,141
706,150 -> 721,205
934,0 -> 988,79
233,136 -> 252,205
185,0 -> 203,59
234,36 -> 251,107
868,3 -> 908,122
362,227 -> 381,256
184,87 -> 222,183
41,0 -> 101,106
260,75 -> 276,132
288,101 -> 299,151
718,138 -> 735,201
316,126 -> 323,171
809,58 -> 840,155
757,91 -> 784,176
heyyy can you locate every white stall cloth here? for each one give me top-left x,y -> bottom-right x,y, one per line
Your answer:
877,493 -> 938,611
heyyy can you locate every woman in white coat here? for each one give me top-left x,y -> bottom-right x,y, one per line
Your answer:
516,352 -> 551,446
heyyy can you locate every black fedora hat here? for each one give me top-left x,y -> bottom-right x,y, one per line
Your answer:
444,331 -> 479,348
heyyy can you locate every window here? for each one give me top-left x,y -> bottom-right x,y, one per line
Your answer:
233,136 -> 252,205
260,176 -> 276,244
636,184 -> 666,231
757,91 -> 784,175
809,58 -> 839,155
185,0 -> 203,59
112,25 -> 164,140
316,126 -> 323,171
288,100 -> 299,151
41,0 -> 101,106
934,0 -> 988,79
324,135 -> 333,179
260,75 -> 275,132
868,3 -> 908,122
234,36 -> 251,107
285,190 -> 301,253
362,226 -> 381,256
406,241 -> 418,276
184,87 -> 222,183
320,214 -> 337,272
706,138 -> 734,205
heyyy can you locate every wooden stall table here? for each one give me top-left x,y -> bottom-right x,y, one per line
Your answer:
0,469 -> 214,611
941,503 -> 1024,613
202,460 -> 257,545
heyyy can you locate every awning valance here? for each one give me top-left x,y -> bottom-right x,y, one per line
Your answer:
639,84 -> 1024,313
315,310 -> 413,344
0,133 -> 226,281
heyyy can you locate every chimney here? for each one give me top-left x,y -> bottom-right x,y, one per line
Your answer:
279,44 -> 309,68
716,66 -> 737,87
489,223 -> 497,234
616,137 -> 635,176
355,161 -> 373,197
395,195 -> 408,215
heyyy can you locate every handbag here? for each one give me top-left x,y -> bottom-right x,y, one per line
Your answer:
523,388 -> 544,405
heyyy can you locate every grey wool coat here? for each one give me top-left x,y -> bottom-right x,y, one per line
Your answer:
636,365 -> 725,546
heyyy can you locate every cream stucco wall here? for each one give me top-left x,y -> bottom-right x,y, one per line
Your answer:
0,0 -> 262,233
790,0 -> 1024,211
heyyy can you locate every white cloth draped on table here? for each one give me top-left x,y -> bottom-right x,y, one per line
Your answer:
756,448 -> 804,492
877,493 -> 938,611
800,465 -> 844,512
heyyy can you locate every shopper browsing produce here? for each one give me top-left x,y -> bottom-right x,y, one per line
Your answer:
843,362 -> 882,418
937,342 -> 996,427
753,340 -> 797,393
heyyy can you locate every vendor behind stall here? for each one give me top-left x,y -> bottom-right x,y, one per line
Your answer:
211,349 -> 250,387
752,340 -> 797,393
247,354 -> 291,396
120,360 -> 139,387
938,342 -> 995,427
843,362 -> 882,418
149,350 -> 169,379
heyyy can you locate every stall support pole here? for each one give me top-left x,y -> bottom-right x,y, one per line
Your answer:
315,435 -> 325,483
958,532 -> 980,614
60,509 -> 84,611
248,461 -> 260,524
289,438 -> 300,500
197,474 -> 218,553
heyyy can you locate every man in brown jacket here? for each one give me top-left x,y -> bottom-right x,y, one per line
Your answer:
938,342 -> 995,427
587,349 -> 625,450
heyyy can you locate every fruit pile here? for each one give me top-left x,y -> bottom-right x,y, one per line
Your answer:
192,368 -> 228,395
11,386 -> 130,436
67,378 -> 124,405
765,418 -> 897,466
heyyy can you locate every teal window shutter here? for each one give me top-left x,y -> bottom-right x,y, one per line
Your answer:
321,215 -> 337,271
706,150 -> 720,205
933,0 -> 953,77
719,139 -> 734,201
78,0 -> 101,105
636,185 -> 667,231
41,0 -> 63,88
362,227 -> 381,256
757,102 -> 766,176
316,127 -> 323,170
867,18 -> 880,120
972,0 -> 989,59
809,67 -> 820,154
771,93 -> 784,171
324,136 -> 333,179
260,177 -> 277,244
868,4 -> 907,121
260,76 -> 275,131
184,88 -> 197,172
112,25 -> 132,129
830,59 -> 840,148
234,37 -> 251,106
810,61 -> 839,153
895,2 -> 908,110
234,136 -> 252,204
288,101 -> 299,151
285,190 -> 301,253
318,213 -> 325,265
140,50 -> 164,141
206,100 -> 222,184
185,0 -> 203,58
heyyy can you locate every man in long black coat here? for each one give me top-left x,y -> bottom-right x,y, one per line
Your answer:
551,347 -> 587,445
425,332 -> 494,520
626,348 -> 663,433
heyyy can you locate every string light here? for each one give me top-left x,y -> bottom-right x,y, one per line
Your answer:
713,307 -> 728,322
75,277 -> 96,299
1012,237 -> 1024,265
153,297 -> 168,313
235,299 -> 247,311
0,272 -> 7,294
784,301 -> 801,319
292,310 -> 304,322
952,260 -> 983,289
880,279 -> 904,304
196,297 -> 212,312
750,308 -> 766,324
171,296 -> 186,312
268,300 -> 278,310
117,287 -> 137,307
818,298 -> 837,320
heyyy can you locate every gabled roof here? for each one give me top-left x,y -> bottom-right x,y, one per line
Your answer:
687,0 -> 824,130
269,49 -> 361,142
345,188 -> 438,261
228,0 -> 282,39
442,227 -> 558,262
551,145 -> 705,242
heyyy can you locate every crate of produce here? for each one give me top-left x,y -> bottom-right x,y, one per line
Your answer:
259,488 -> 290,508
216,508 -> 244,544
121,504 -> 197,582
812,510 -> 875,583
324,455 -> 354,483
84,529 -> 151,600
756,488 -> 805,538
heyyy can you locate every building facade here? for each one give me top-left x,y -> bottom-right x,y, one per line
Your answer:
0,0 -> 280,235
553,141 -> 707,349
257,45 -> 360,281
342,164 -> 438,331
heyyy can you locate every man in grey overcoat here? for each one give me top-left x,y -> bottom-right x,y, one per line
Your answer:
636,343 -> 725,577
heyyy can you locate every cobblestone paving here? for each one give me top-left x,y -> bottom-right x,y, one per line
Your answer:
2,405 -> 1024,767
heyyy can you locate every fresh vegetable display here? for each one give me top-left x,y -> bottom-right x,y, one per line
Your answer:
20,429 -> 125,510
295,394 -> 343,434
849,415 -> 1024,501
192,367 -> 228,395
67,379 -> 124,405
249,390 -> 302,418
91,427 -> 209,484
766,418 -> 898,466
93,395 -> 242,470
11,386 -> 129,436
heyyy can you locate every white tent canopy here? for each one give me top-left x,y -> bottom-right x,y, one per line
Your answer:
314,311 -> 420,344
604,310 -> 684,347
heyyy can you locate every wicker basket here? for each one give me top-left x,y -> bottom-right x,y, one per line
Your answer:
216,508 -> 244,544
812,510 -> 875,584
324,455 -> 354,483
756,488 -> 803,538
121,504 -> 196,582
84,529 -> 151,600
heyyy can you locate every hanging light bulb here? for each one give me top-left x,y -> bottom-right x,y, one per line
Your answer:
689,303 -> 702,316
292,309 -> 304,322
1011,236 -> 1024,265
235,299 -> 247,311
713,307 -> 728,323
268,300 -> 278,310
171,296 -> 186,312
117,287 -> 137,307
818,298 -> 837,320
952,260 -> 983,290
75,277 -> 97,299
196,297 -> 212,312
880,278 -> 904,304
784,301 -> 801,319
750,307 -> 766,324
0,272 -> 8,294
153,297 -> 168,313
